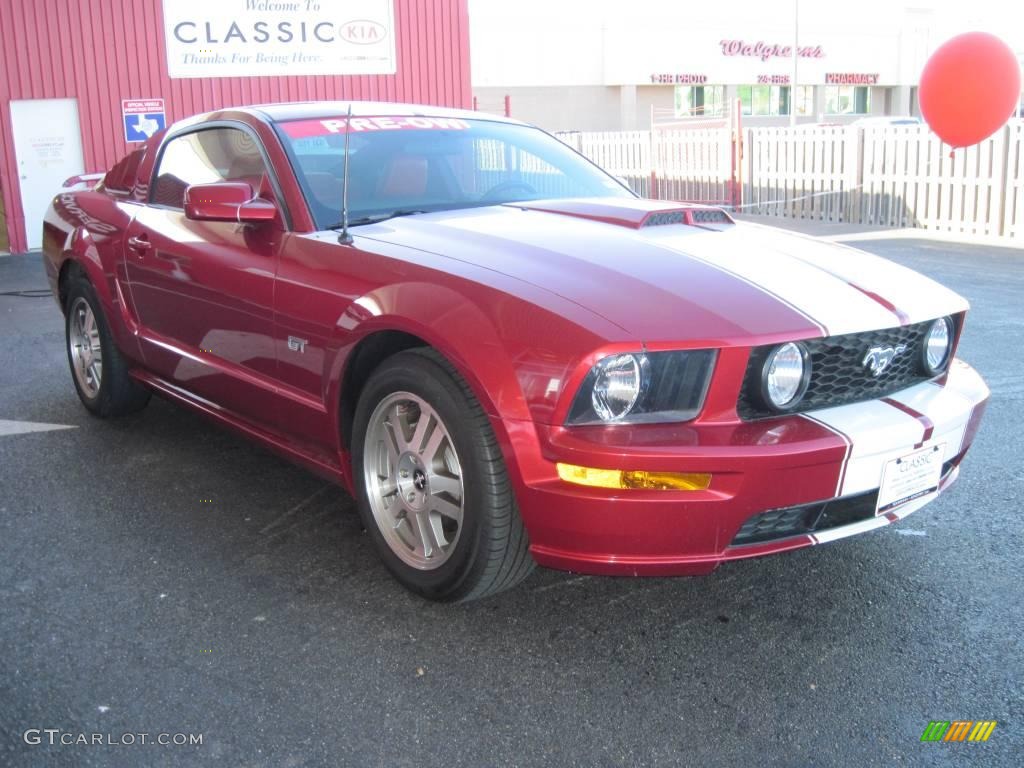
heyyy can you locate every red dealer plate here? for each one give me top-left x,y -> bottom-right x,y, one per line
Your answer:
876,443 -> 945,515
280,116 -> 472,139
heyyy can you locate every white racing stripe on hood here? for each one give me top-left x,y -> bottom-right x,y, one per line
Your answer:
638,225 -> 902,336
722,223 -> 968,325
638,222 -> 968,335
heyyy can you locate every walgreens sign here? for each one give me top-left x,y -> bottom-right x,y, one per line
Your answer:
719,40 -> 825,61
607,27 -> 902,86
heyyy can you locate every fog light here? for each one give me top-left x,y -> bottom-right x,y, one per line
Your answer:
556,463 -> 711,491
923,316 -> 953,374
762,341 -> 810,410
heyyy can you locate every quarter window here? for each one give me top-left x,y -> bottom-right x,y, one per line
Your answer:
100,148 -> 144,195
150,127 -> 270,209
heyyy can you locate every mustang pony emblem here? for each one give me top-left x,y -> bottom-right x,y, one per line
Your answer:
862,344 -> 907,376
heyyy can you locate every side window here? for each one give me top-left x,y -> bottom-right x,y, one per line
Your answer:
150,127 -> 269,209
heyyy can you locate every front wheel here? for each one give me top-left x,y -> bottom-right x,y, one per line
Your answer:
352,348 -> 534,601
65,275 -> 150,417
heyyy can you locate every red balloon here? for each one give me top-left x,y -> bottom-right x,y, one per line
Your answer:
919,32 -> 1021,148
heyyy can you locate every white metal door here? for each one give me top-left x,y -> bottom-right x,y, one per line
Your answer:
9,98 -> 85,250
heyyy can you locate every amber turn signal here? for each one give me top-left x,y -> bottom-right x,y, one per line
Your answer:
556,463 -> 711,491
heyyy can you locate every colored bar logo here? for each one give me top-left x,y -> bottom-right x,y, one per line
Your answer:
920,720 -> 997,742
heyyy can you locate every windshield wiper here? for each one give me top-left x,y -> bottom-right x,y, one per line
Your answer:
325,209 -> 427,231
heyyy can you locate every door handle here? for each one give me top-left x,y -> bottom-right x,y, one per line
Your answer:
127,235 -> 151,252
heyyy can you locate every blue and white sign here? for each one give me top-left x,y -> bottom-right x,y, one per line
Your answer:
122,99 -> 166,142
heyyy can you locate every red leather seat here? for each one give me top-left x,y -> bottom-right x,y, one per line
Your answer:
376,154 -> 428,199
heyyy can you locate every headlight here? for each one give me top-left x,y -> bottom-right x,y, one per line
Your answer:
590,353 -> 645,421
761,342 -> 810,410
567,350 -> 716,425
922,316 -> 953,374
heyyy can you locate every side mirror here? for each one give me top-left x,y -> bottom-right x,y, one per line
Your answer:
184,182 -> 277,223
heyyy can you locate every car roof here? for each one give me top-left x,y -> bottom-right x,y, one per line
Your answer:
236,101 -> 523,126
161,101 -> 528,147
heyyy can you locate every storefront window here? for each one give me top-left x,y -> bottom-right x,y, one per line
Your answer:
674,85 -> 725,118
794,85 -> 814,116
738,85 -> 792,116
825,85 -> 871,114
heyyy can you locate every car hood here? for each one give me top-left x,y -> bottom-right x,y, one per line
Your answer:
358,199 -> 967,344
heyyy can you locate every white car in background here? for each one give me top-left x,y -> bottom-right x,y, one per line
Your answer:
852,116 -> 923,127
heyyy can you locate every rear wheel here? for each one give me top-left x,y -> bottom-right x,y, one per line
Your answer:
352,348 -> 534,602
65,275 -> 150,417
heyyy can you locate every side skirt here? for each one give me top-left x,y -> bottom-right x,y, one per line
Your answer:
129,368 -> 350,490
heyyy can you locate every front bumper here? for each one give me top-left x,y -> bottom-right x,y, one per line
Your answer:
514,358 -> 989,576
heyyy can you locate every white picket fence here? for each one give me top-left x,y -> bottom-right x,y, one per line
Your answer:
557,121 -> 1024,239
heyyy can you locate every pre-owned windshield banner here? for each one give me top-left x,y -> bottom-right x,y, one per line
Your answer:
280,117 -> 472,138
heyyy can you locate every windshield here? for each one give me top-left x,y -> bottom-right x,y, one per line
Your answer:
275,116 -> 634,230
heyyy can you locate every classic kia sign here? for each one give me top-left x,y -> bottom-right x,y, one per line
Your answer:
161,0 -> 396,78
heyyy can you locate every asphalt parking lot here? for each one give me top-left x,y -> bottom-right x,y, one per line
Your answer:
1,234 -> 1021,767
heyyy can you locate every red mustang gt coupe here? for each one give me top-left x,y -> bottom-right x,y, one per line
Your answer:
43,102 -> 989,601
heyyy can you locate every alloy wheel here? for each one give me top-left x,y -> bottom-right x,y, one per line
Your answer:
68,297 -> 102,398
362,392 -> 465,570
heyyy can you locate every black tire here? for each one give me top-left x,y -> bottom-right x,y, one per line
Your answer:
65,274 -> 151,417
352,348 -> 534,602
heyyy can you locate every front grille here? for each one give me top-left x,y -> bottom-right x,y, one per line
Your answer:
731,505 -> 811,544
737,321 -> 939,420
730,459 -> 958,547
731,491 -> 879,546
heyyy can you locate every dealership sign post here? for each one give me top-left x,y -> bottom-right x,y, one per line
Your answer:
160,0 -> 396,78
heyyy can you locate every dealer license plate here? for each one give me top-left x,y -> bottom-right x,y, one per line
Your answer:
876,444 -> 945,515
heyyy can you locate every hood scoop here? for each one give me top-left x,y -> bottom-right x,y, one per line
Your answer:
509,198 -> 734,230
